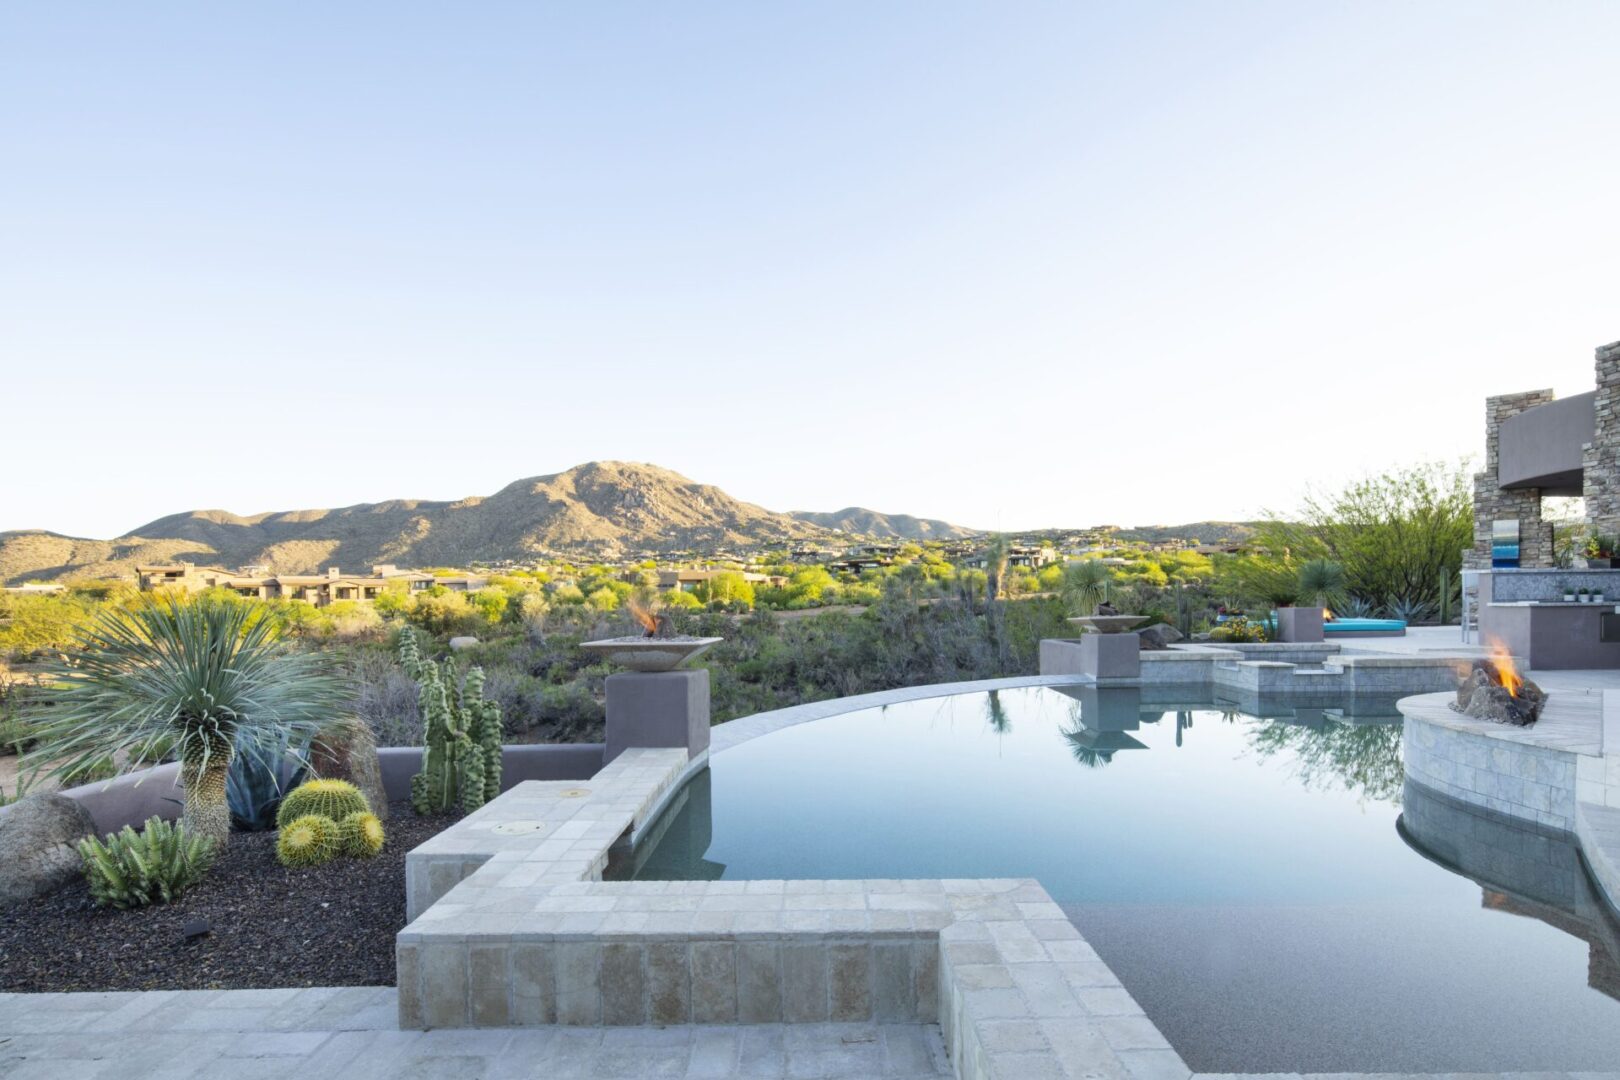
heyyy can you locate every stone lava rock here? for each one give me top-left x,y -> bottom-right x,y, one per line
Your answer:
1454,664 -> 1547,726
310,719 -> 389,821
1138,624 -> 1185,651
0,793 -> 97,908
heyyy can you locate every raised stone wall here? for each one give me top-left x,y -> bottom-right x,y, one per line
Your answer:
1584,340 -> 1620,538
1467,389 -> 1556,569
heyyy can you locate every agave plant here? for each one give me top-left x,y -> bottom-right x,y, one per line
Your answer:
1384,594 -> 1438,625
1297,558 -> 1347,610
26,597 -> 348,846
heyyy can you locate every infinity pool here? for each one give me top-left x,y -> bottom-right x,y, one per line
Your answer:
611,685 -> 1620,1072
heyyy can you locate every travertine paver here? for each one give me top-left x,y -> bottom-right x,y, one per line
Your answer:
0,988 -> 951,1078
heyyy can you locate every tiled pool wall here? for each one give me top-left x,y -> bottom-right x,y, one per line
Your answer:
1402,705 -> 1581,830
397,737 -> 1189,1080
1399,689 -> 1620,916
1041,639 -> 1467,697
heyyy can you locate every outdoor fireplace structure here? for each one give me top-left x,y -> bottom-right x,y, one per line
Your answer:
1468,336 -> 1620,669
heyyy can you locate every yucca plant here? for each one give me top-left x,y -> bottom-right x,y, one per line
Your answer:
1297,558 -> 1347,610
79,816 -> 217,909
1062,560 -> 1111,617
26,596 -> 349,846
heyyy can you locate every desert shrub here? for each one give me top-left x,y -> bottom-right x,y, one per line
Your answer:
1210,617 -> 1267,643
79,816 -> 216,909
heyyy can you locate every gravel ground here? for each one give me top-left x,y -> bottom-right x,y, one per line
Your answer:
0,802 -> 457,992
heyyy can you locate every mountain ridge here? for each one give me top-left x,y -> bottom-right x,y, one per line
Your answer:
0,462 -> 978,584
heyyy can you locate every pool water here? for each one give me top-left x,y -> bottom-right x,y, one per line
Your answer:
612,685 -> 1620,1072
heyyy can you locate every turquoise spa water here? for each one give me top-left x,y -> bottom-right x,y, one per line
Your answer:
612,685 -> 1620,1072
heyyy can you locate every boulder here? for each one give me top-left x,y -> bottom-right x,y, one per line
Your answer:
0,793 -> 97,907
448,636 -> 480,651
1138,624 -> 1184,651
310,719 -> 389,820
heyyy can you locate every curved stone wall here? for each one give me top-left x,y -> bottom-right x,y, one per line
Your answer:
1400,692 -> 1578,831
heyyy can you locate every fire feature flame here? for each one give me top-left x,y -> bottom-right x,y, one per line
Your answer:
1486,637 -> 1522,698
1322,607 -> 1334,621
627,596 -> 659,637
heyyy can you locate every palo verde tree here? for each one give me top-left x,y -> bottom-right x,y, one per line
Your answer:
27,596 -> 347,845
1257,460 -> 1472,611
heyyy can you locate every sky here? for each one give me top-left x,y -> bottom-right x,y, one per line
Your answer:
3,2 -> 1618,538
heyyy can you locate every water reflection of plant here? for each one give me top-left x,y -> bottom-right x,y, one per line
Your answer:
983,690 -> 1011,735
1057,697 -> 1113,768
1062,736 -> 1113,769
1246,718 -> 1403,804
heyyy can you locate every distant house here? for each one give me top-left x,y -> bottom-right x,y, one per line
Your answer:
656,569 -> 787,593
132,563 -> 475,608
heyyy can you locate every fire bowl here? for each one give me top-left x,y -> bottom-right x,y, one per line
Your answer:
1452,659 -> 1547,727
579,636 -> 723,673
1067,615 -> 1149,635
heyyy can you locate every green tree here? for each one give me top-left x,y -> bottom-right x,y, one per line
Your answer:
1260,460 -> 1472,609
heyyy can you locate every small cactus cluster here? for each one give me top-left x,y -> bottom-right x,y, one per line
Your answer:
399,627 -> 502,815
79,816 -> 217,909
274,778 -> 385,868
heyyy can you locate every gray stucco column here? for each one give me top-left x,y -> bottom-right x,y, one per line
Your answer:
604,669 -> 711,764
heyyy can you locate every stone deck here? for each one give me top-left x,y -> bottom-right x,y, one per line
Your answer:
0,988 -> 951,1078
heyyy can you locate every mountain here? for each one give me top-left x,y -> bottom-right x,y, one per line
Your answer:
789,507 -> 976,540
0,462 -> 979,584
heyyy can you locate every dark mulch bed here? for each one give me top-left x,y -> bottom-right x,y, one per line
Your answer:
0,801 -> 459,992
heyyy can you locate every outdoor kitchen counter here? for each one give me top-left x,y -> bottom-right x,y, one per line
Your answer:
1482,601 -> 1620,670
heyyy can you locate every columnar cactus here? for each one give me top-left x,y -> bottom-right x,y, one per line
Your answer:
463,666 -> 504,806
402,633 -> 504,815
397,625 -> 425,680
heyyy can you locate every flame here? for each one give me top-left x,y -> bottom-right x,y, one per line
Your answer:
1486,637 -> 1522,697
627,596 -> 659,636
1322,607 -> 1334,621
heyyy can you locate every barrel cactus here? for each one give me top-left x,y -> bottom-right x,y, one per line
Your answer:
275,778 -> 370,829
276,814 -> 339,867
340,811 -> 386,858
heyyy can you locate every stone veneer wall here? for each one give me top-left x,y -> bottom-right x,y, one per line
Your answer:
1584,340 -> 1620,538
1402,709 -> 1578,831
1467,389 -> 1556,570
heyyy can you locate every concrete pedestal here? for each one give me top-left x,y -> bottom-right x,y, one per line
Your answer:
604,669 -> 711,764
1038,634 -> 1140,679
1276,607 -> 1324,643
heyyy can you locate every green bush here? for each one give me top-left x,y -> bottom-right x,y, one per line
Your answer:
79,816 -> 217,909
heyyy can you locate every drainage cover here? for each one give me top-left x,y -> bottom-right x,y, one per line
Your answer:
490,820 -> 546,835
559,788 -> 590,798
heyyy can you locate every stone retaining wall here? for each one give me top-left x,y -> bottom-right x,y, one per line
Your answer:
1401,699 -> 1580,831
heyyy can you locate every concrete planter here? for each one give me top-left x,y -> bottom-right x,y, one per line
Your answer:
1276,606 -> 1325,643
579,636 -> 722,672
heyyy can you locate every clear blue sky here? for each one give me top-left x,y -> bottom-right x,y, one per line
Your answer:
4,2 -> 1618,538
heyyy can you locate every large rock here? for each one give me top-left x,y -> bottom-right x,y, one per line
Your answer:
1138,623 -> 1184,651
0,793 -> 96,907
310,720 -> 389,820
